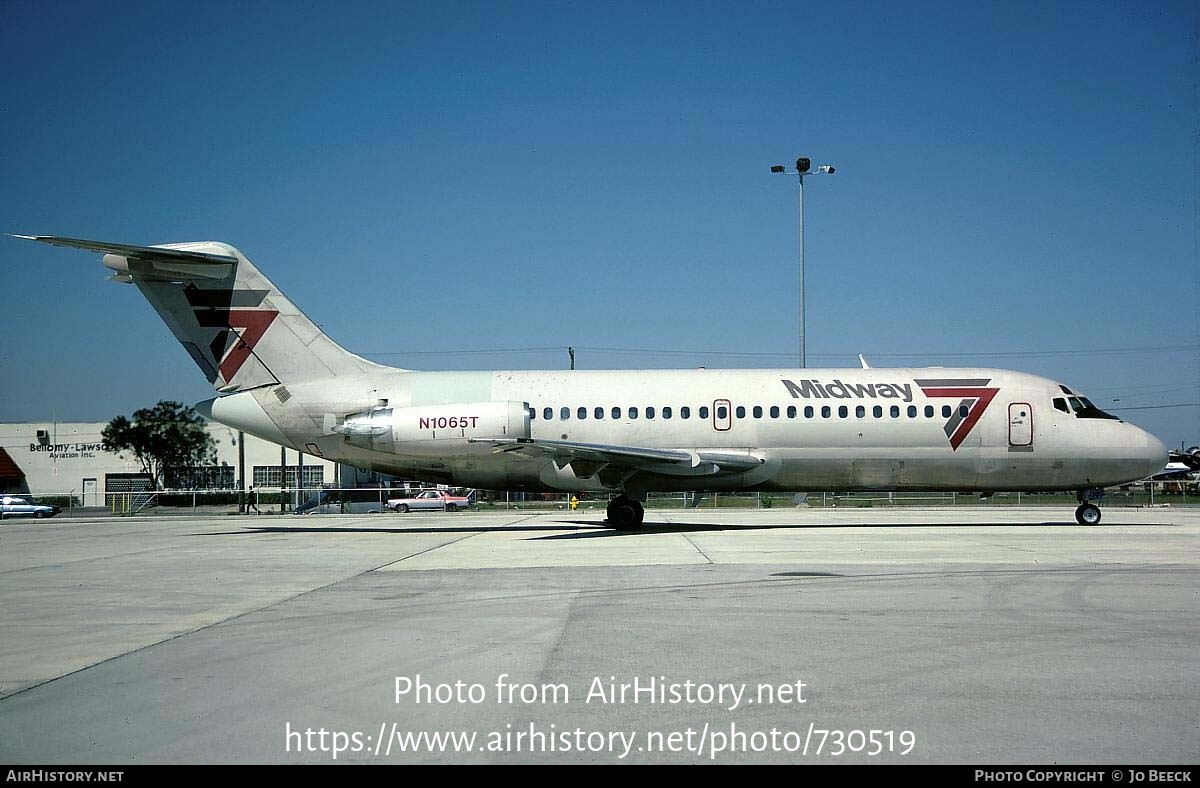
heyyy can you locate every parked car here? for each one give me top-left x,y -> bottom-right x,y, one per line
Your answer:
295,488 -> 387,514
0,495 -> 62,519
387,489 -> 472,513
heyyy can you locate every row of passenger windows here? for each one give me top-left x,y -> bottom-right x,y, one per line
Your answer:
531,404 -> 970,421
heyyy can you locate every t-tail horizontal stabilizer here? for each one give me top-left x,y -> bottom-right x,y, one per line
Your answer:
15,234 -> 386,392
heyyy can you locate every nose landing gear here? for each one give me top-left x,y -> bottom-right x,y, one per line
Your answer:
1075,488 -> 1105,525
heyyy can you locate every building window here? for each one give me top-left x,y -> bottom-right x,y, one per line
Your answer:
253,466 -> 324,488
165,466 -> 236,490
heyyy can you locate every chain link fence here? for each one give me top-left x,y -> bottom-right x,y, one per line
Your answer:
12,481 -> 1193,518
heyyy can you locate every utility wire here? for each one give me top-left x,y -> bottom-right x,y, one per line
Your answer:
363,343 -> 1199,359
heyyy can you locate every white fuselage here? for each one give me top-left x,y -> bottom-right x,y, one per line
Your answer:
204,366 -> 1166,495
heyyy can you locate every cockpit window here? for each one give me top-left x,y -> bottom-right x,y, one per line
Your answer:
1056,394 -> 1119,420
1074,396 -> 1120,420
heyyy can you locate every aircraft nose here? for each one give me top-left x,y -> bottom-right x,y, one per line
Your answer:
1136,429 -> 1168,479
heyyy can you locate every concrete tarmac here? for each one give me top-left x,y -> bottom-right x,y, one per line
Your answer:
0,506 -> 1196,764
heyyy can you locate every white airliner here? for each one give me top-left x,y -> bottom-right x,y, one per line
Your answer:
16,235 -> 1167,527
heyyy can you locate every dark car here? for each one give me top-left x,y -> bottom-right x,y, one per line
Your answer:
0,495 -> 62,519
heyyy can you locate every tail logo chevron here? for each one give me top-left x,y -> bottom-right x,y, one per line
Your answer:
184,286 -> 277,383
914,378 -> 1000,450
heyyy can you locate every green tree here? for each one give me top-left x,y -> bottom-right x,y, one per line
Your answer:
102,401 -> 218,489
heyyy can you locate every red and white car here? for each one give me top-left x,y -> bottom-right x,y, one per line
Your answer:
386,489 -> 472,513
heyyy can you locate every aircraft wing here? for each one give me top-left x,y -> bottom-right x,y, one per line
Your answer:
468,436 -> 764,479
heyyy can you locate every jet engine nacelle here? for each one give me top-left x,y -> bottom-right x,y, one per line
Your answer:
328,401 -> 530,454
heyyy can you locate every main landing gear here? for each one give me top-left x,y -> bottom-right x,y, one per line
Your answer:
605,495 -> 645,529
1075,488 -> 1104,525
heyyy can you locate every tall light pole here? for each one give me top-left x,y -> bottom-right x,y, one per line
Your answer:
772,157 -> 835,368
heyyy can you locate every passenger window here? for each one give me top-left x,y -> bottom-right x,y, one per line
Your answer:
907,405 -> 917,418
681,406 -> 691,419
612,406 -> 621,419
925,405 -> 934,418
753,406 -> 762,418
821,406 -> 831,418
561,407 -> 570,420
629,406 -> 638,419
838,406 -> 848,418
594,407 -> 604,420
856,405 -> 866,418
715,406 -> 726,419
873,405 -> 883,418
543,407 -> 553,420
804,406 -> 813,418
890,406 -> 900,418
578,407 -> 587,420
942,405 -> 952,418
663,406 -> 672,419
787,406 -> 797,418
646,406 -> 656,419
770,406 -> 780,418
700,406 -> 710,419
736,406 -> 746,419
530,408 -> 536,420
959,405 -> 969,417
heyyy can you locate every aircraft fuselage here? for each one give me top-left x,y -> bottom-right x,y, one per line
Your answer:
203,366 -> 1165,496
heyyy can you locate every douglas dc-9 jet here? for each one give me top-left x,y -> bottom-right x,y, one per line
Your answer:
16,235 -> 1166,527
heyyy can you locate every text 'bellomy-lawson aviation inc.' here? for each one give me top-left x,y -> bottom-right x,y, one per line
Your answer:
16,234 -> 1165,527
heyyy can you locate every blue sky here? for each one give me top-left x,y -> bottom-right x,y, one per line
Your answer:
1,0 -> 1196,448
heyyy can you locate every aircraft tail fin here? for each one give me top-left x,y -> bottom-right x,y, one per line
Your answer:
16,235 -> 387,392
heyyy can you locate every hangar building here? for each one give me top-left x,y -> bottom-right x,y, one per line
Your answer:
0,420 -> 362,504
